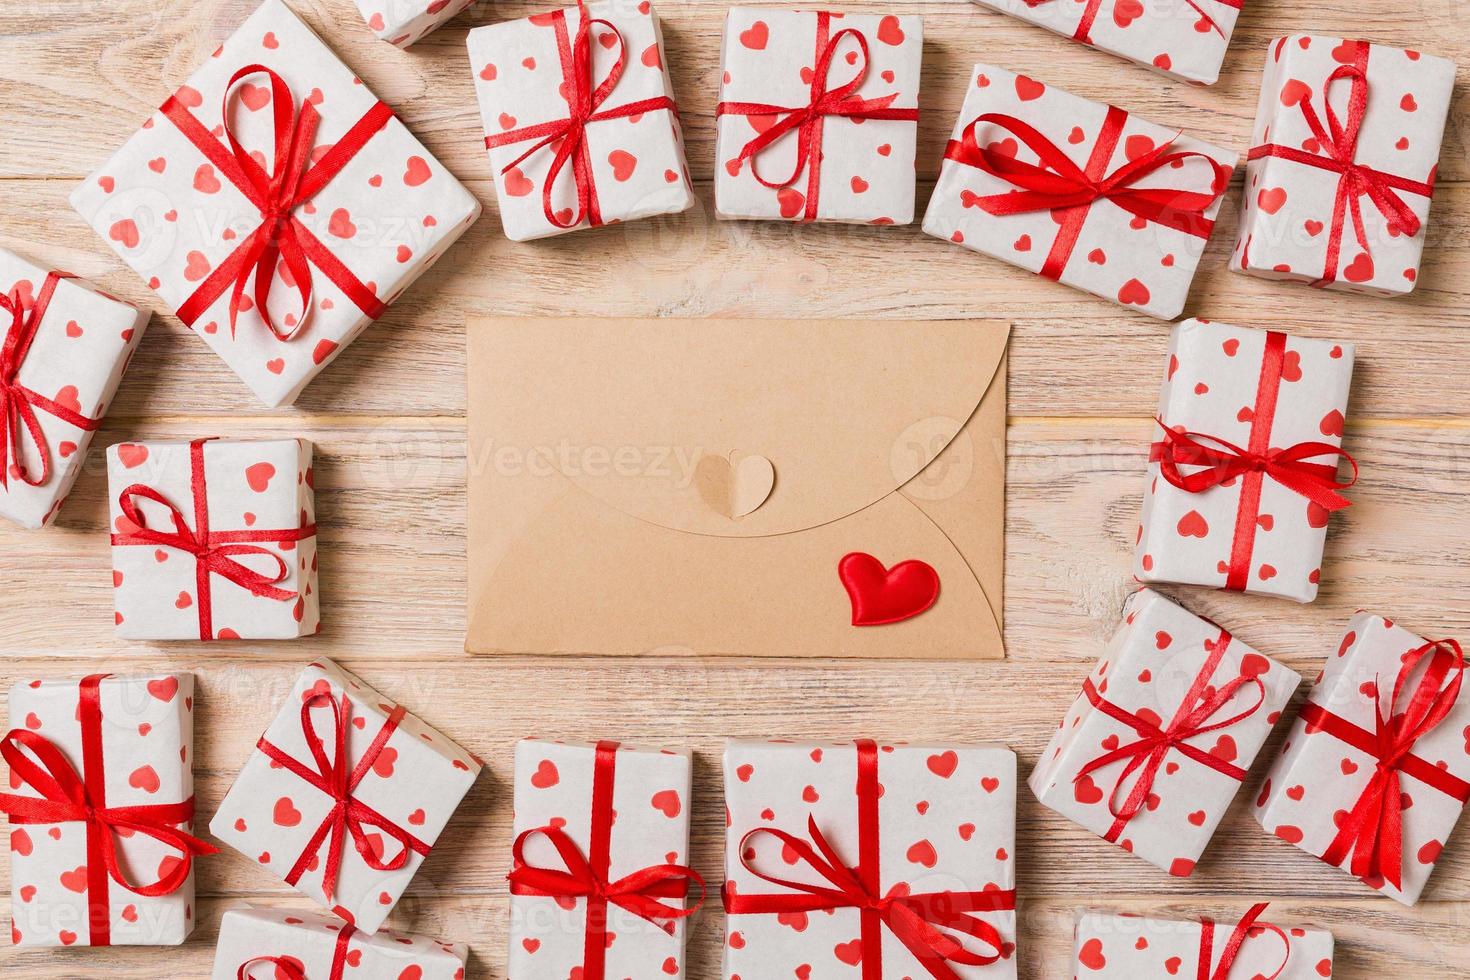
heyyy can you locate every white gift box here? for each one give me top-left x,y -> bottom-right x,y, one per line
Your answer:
468,1 -> 692,241
1230,36 -> 1455,296
924,64 -> 1235,319
1030,589 -> 1300,877
1256,615 -> 1470,906
5,672 -> 205,947
107,437 -> 319,641
969,0 -> 1240,85
714,7 -> 922,224
209,660 -> 482,934
213,906 -> 469,979
0,247 -> 148,529
1134,320 -> 1355,603
71,0 -> 480,407
1073,908 -> 1335,978
355,0 -> 476,47
508,739 -> 696,979
724,739 -> 1019,978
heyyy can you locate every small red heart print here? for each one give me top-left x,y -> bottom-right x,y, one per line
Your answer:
876,15 -> 905,45
1116,278 -> 1150,306
403,156 -> 432,187
1079,937 -> 1106,969
608,150 -> 638,181
1074,774 -> 1104,804
834,939 -> 864,965
273,797 -> 303,827
372,746 -> 398,778
651,789 -> 682,818
1014,75 -> 1046,101
1124,134 -> 1156,161
109,219 -> 140,249
777,187 -> 806,219
1320,409 -> 1345,437
194,163 -> 222,194
838,552 -> 940,626
328,208 -> 357,239
184,251 -> 211,282
927,751 -> 958,778
146,676 -> 178,701
128,765 -> 160,793
245,462 -> 276,492
1257,187 -> 1288,214
530,759 -> 559,788
1177,510 -> 1209,538
905,839 -> 937,868
1279,79 -> 1313,106
1342,253 -> 1374,283
60,866 -> 88,892
739,20 -> 769,50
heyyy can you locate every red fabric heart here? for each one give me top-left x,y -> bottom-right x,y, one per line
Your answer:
838,552 -> 940,626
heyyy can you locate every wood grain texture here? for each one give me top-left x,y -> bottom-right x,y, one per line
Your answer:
1,0 -> 1469,977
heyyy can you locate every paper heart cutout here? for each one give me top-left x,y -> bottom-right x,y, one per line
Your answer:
694,453 -> 775,519
839,552 -> 940,627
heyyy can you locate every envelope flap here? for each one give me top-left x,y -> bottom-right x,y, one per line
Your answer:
469,317 -> 1009,537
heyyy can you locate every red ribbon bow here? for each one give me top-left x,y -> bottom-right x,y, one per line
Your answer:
254,688 -> 433,906
1150,330 -> 1357,593
1306,638 -> 1468,891
945,106 -> 1231,281
1077,630 -> 1265,843
110,437 -> 316,641
1197,903 -> 1291,980
724,739 -> 1016,980
0,271 -> 102,490
0,674 -> 217,947
486,2 -> 678,231
160,65 -> 391,338
1247,41 -> 1433,286
238,918 -> 356,980
1021,0 -> 1241,44
508,740 -> 704,980
716,13 -> 920,223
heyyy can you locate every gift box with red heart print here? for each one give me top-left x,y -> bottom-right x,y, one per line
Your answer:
209,659 -> 482,934
508,739 -> 700,980
468,1 -> 692,242
969,0 -> 1240,86
723,739 -> 1019,979
107,437 -> 319,641
923,64 -> 1235,320
356,0 -> 476,48
1255,615 -> 1469,906
70,0 -> 481,408
1030,588 -> 1300,878
212,905 -> 469,979
2,672 -> 214,947
714,8 -> 923,225
0,247 -> 149,530
1230,37 -> 1455,296
1072,906 -> 1335,978
1134,319 -> 1356,603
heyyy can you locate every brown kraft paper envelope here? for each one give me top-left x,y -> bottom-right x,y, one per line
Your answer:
465,318 -> 1009,659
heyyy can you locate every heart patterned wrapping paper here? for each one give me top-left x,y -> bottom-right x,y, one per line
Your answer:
1134,319 -> 1355,603
213,905 -> 469,979
714,7 -> 923,224
1230,36 -> 1455,296
924,64 -> 1235,319
209,659 -> 482,934
355,0 -> 476,48
1030,588 -> 1300,877
723,739 -> 1019,978
71,0 -> 480,407
0,247 -> 149,529
1072,907 -> 1335,977
107,437 -> 320,641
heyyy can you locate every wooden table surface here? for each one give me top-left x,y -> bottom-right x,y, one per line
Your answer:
3,0 -> 1469,976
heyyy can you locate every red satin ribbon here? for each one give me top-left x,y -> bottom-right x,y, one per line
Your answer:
1021,0 -> 1241,44
724,739 -> 1016,980
1151,330 -> 1357,592
944,105 -> 1231,281
109,437 -> 315,641
0,271 -> 102,490
508,740 -> 704,980
1246,41 -> 1433,287
237,918 -> 356,980
0,674 -> 217,947
1197,903 -> 1290,980
485,3 -> 678,230
160,65 -> 390,338
716,13 -> 920,223
254,688 -> 432,906
1076,630 -> 1264,843
1305,639 -> 1468,891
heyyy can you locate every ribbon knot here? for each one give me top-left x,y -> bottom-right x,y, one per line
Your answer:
255,689 -> 432,904
1152,422 -> 1358,514
716,13 -> 920,222
0,674 -> 217,946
